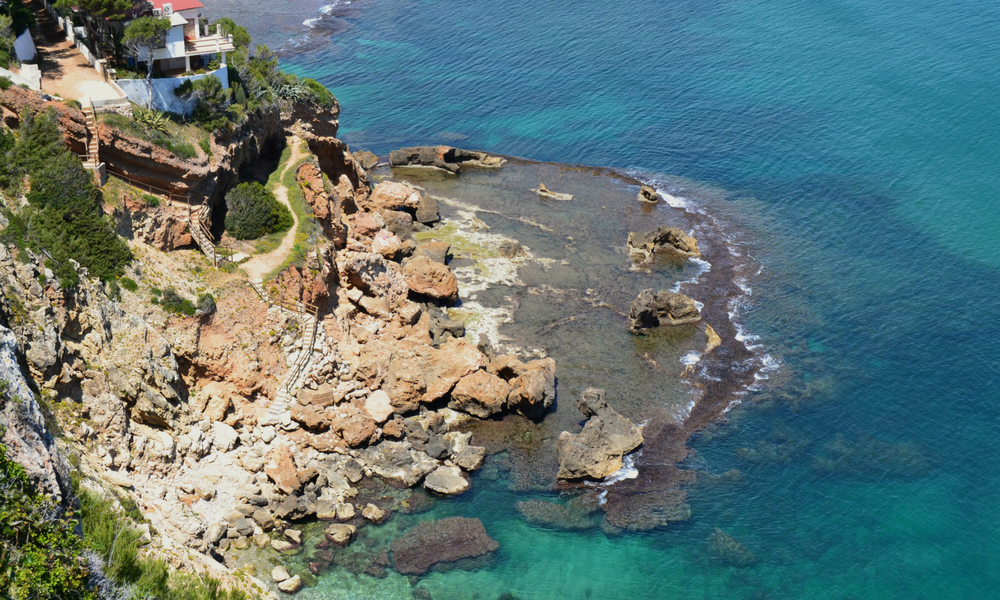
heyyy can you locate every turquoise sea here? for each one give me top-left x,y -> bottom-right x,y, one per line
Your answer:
205,0 -> 1000,597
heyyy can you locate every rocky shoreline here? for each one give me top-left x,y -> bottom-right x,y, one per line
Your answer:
1,76 -> 769,596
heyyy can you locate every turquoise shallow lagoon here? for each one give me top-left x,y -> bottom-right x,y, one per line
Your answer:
204,0 -> 1000,597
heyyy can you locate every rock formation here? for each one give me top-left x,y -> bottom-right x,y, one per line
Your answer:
629,289 -> 702,331
389,145 -> 506,173
637,185 -> 661,204
556,388 -> 643,480
627,225 -> 700,259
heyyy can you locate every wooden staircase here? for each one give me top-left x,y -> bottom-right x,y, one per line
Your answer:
188,204 -> 218,266
248,278 -> 320,426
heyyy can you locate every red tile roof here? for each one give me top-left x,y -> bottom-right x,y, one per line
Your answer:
150,0 -> 204,12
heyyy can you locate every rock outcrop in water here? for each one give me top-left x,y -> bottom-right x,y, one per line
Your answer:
389,145 -> 507,173
556,388 -> 643,480
390,516 -> 499,574
637,185 -> 662,204
627,225 -> 700,259
629,289 -> 702,331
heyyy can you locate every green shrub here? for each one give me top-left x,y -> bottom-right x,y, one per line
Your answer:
302,78 -> 336,108
225,181 -> 292,240
119,276 -> 138,291
0,431 -> 93,600
199,138 -> 212,157
133,106 -> 169,134
141,192 -> 160,207
196,292 -> 216,315
0,76 -> 11,91
0,109 -> 132,287
64,99 -> 83,111
159,286 -> 196,316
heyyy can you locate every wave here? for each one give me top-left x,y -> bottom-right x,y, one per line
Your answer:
303,0 -> 350,27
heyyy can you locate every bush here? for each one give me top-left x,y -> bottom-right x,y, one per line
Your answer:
0,431 -> 93,600
224,181 -> 292,240
199,138 -> 212,157
64,99 -> 82,110
302,78 -> 336,108
158,287 -> 196,316
0,76 -> 11,91
164,139 -> 197,159
0,109 -> 132,287
119,276 -> 138,291
196,292 -> 216,315
141,192 -> 160,207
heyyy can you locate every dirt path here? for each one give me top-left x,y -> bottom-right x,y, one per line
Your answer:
29,0 -> 121,101
242,136 -> 305,282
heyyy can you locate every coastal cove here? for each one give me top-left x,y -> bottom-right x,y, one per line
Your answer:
196,0 -> 1000,597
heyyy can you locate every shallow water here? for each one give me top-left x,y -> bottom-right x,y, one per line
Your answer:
202,0 -> 1000,596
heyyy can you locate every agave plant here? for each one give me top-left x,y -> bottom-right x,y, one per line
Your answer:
133,106 -> 169,134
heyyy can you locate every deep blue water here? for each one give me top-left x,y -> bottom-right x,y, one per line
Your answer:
204,0 -> 1000,596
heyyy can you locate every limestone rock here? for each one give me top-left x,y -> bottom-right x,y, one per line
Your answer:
419,337 -> 487,403
415,195 -> 440,224
449,370 -> 510,418
362,503 -> 387,524
277,575 -> 302,593
627,226 -> 700,258
342,252 -> 409,303
402,255 -> 459,302
556,388 -> 643,480
265,445 -> 302,495
271,565 -> 290,582
424,465 -> 469,496
372,229 -> 403,259
390,517 -> 499,575
360,441 -> 438,487
212,421 -> 239,452
363,390 -> 394,423
453,445 -> 486,471
637,185 -> 661,204
507,357 -> 556,419
324,523 -> 357,547
628,289 -> 702,331
413,240 -> 450,264
370,181 -> 421,211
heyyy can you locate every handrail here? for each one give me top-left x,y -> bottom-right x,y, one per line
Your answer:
105,165 -> 192,204
245,278 -> 320,393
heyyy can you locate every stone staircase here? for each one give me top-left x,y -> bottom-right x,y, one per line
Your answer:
80,98 -> 101,170
248,278 -> 320,427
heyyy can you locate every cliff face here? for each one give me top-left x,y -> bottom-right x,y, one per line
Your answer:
0,320 -> 71,503
0,85 -> 354,210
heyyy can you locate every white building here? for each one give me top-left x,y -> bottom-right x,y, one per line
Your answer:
147,0 -> 234,76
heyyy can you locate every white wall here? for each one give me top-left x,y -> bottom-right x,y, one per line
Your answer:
0,65 -> 40,91
14,29 -> 36,62
115,65 -> 229,114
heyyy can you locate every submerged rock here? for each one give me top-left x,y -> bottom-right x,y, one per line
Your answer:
628,289 -> 701,331
706,528 -> 757,567
627,225 -> 700,259
602,489 -> 691,531
516,499 -> 596,530
556,388 -> 643,480
390,517 -> 499,575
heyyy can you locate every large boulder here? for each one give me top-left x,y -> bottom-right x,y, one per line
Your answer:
417,337 -> 487,403
360,441 -> 439,487
627,226 -> 700,258
449,369 -> 511,418
507,357 -> 556,419
423,465 -> 469,495
390,517 -> 499,575
628,289 -> 701,331
556,388 -> 643,480
369,181 -> 421,211
342,252 -> 409,303
402,255 -> 459,302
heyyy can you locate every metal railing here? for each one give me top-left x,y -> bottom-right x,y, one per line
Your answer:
104,165 -> 192,205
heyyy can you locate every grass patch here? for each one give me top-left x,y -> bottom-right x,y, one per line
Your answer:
100,111 -> 200,161
119,276 -> 138,292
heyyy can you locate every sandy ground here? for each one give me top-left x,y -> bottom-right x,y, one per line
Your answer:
242,136 -> 305,282
30,0 -> 122,101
